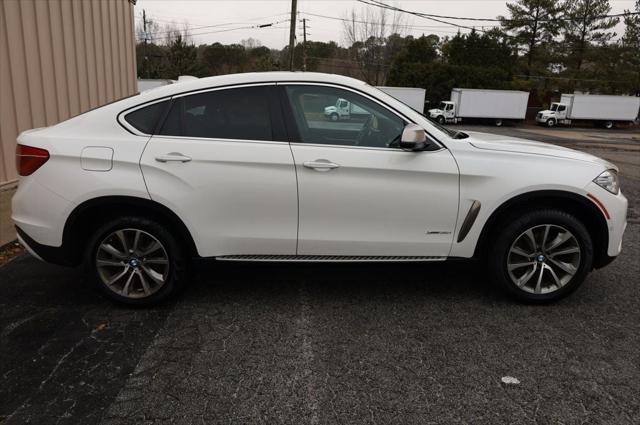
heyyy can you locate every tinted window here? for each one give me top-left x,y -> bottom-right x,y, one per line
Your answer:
558,105 -> 566,112
124,100 -> 169,134
159,86 -> 273,141
284,85 -> 405,149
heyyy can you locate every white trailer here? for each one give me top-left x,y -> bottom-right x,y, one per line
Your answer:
377,86 -> 426,113
428,88 -> 530,126
536,94 -> 640,129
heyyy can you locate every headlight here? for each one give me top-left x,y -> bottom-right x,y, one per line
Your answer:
593,169 -> 619,194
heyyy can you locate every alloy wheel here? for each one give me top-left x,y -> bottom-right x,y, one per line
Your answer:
507,224 -> 581,294
96,228 -> 170,299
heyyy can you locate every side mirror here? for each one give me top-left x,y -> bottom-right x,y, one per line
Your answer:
399,123 -> 427,151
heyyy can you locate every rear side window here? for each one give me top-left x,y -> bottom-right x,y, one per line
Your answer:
124,100 -> 169,134
158,86 -> 273,141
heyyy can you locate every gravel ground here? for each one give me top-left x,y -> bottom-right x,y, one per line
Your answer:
1,124 -> 639,424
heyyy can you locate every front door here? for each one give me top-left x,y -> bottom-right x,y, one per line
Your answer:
281,84 -> 459,257
140,84 -> 298,257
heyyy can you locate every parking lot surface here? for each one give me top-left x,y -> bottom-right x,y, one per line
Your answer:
1,124 -> 639,424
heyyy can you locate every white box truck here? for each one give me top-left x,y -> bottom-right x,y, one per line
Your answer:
324,98 -> 370,121
536,94 -> 640,129
428,88 -> 530,126
377,86 -> 426,113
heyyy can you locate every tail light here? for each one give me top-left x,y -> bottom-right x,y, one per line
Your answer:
16,144 -> 50,176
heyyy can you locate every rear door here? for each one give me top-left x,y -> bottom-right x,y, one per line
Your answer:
281,83 -> 459,257
139,84 -> 298,257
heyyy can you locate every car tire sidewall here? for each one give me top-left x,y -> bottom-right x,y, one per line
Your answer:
546,118 -> 555,127
437,116 -> 445,124
85,216 -> 188,306
489,210 -> 594,303
330,113 -> 339,122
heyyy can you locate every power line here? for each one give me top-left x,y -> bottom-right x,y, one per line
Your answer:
300,11 -> 467,31
359,0 -> 638,23
356,0 -> 491,33
138,21 -> 289,42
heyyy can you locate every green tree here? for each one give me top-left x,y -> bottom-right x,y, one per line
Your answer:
621,0 -> 640,94
562,0 -> 620,89
499,0 -> 562,78
165,35 -> 201,79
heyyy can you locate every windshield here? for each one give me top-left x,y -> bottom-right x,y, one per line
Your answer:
550,103 -> 559,111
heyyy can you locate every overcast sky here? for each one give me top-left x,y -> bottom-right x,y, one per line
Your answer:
134,0 -> 636,48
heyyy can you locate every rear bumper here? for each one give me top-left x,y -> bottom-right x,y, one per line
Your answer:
16,226 -> 74,266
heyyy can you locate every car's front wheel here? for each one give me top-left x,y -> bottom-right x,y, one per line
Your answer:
489,210 -> 593,303
85,216 -> 189,305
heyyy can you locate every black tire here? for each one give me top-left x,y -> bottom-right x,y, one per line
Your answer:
437,115 -> 445,124
603,120 -> 614,129
546,118 -> 555,127
495,119 -> 503,127
84,216 -> 190,305
330,113 -> 339,122
488,209 -> 593,303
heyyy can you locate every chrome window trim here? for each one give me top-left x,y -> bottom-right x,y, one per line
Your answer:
151,134 -> 289,146
288,142 -> 444,154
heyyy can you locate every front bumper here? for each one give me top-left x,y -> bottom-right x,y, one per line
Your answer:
584,182 -> 628,258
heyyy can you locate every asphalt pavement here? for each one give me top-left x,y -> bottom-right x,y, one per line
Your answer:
1,124 -> 639,424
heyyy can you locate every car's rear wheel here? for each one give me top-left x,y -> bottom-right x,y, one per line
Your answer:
489,210 -> 593,303
85,216 -> 189,305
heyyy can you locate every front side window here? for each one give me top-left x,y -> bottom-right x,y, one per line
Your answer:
558,105 -> 566,112
159,86 -> 273,141
284,85 -> 405,149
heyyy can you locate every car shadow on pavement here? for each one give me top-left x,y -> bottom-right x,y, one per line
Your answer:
189,259 -> 507,305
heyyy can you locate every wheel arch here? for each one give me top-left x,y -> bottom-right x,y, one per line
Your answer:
474,190 -> 609,269
62,196 -> 198,265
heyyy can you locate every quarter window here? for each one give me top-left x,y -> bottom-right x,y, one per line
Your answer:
284,85 -> 405,149
159,86 -> 273,141
124,100 -> 170,134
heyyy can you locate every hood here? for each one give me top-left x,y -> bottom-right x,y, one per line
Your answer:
428,108 -> 442,115
538,109 -> 555,115
324,106 -> 337,113
464,131 -> 616,170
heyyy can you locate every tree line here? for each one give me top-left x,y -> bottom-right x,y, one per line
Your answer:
136,0 -> 639,106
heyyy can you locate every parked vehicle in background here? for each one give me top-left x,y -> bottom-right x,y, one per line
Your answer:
428,89 -> 530,127
536,94 -> 640,129
377,86 -> 426,113
324,98 -> 370,121
12,72 -> 627,306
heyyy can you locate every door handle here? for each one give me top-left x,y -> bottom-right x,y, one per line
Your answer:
303,160 -> 340,171
155,152 -> 192,163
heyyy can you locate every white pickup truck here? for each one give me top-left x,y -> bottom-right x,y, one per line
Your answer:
536,94 -> 640,129
324,98 -> 370,121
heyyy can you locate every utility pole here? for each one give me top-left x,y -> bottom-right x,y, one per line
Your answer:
143,9 -> 148,78
302,18 -> 308,71
288,0 -> 297,71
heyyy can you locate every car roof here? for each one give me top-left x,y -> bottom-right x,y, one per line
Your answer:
137,72 -> 368,101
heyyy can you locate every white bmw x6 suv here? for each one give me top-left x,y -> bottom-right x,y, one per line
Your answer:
12,72 -> 627,305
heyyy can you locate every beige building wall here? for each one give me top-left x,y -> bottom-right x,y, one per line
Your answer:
0,0 -> 137,245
